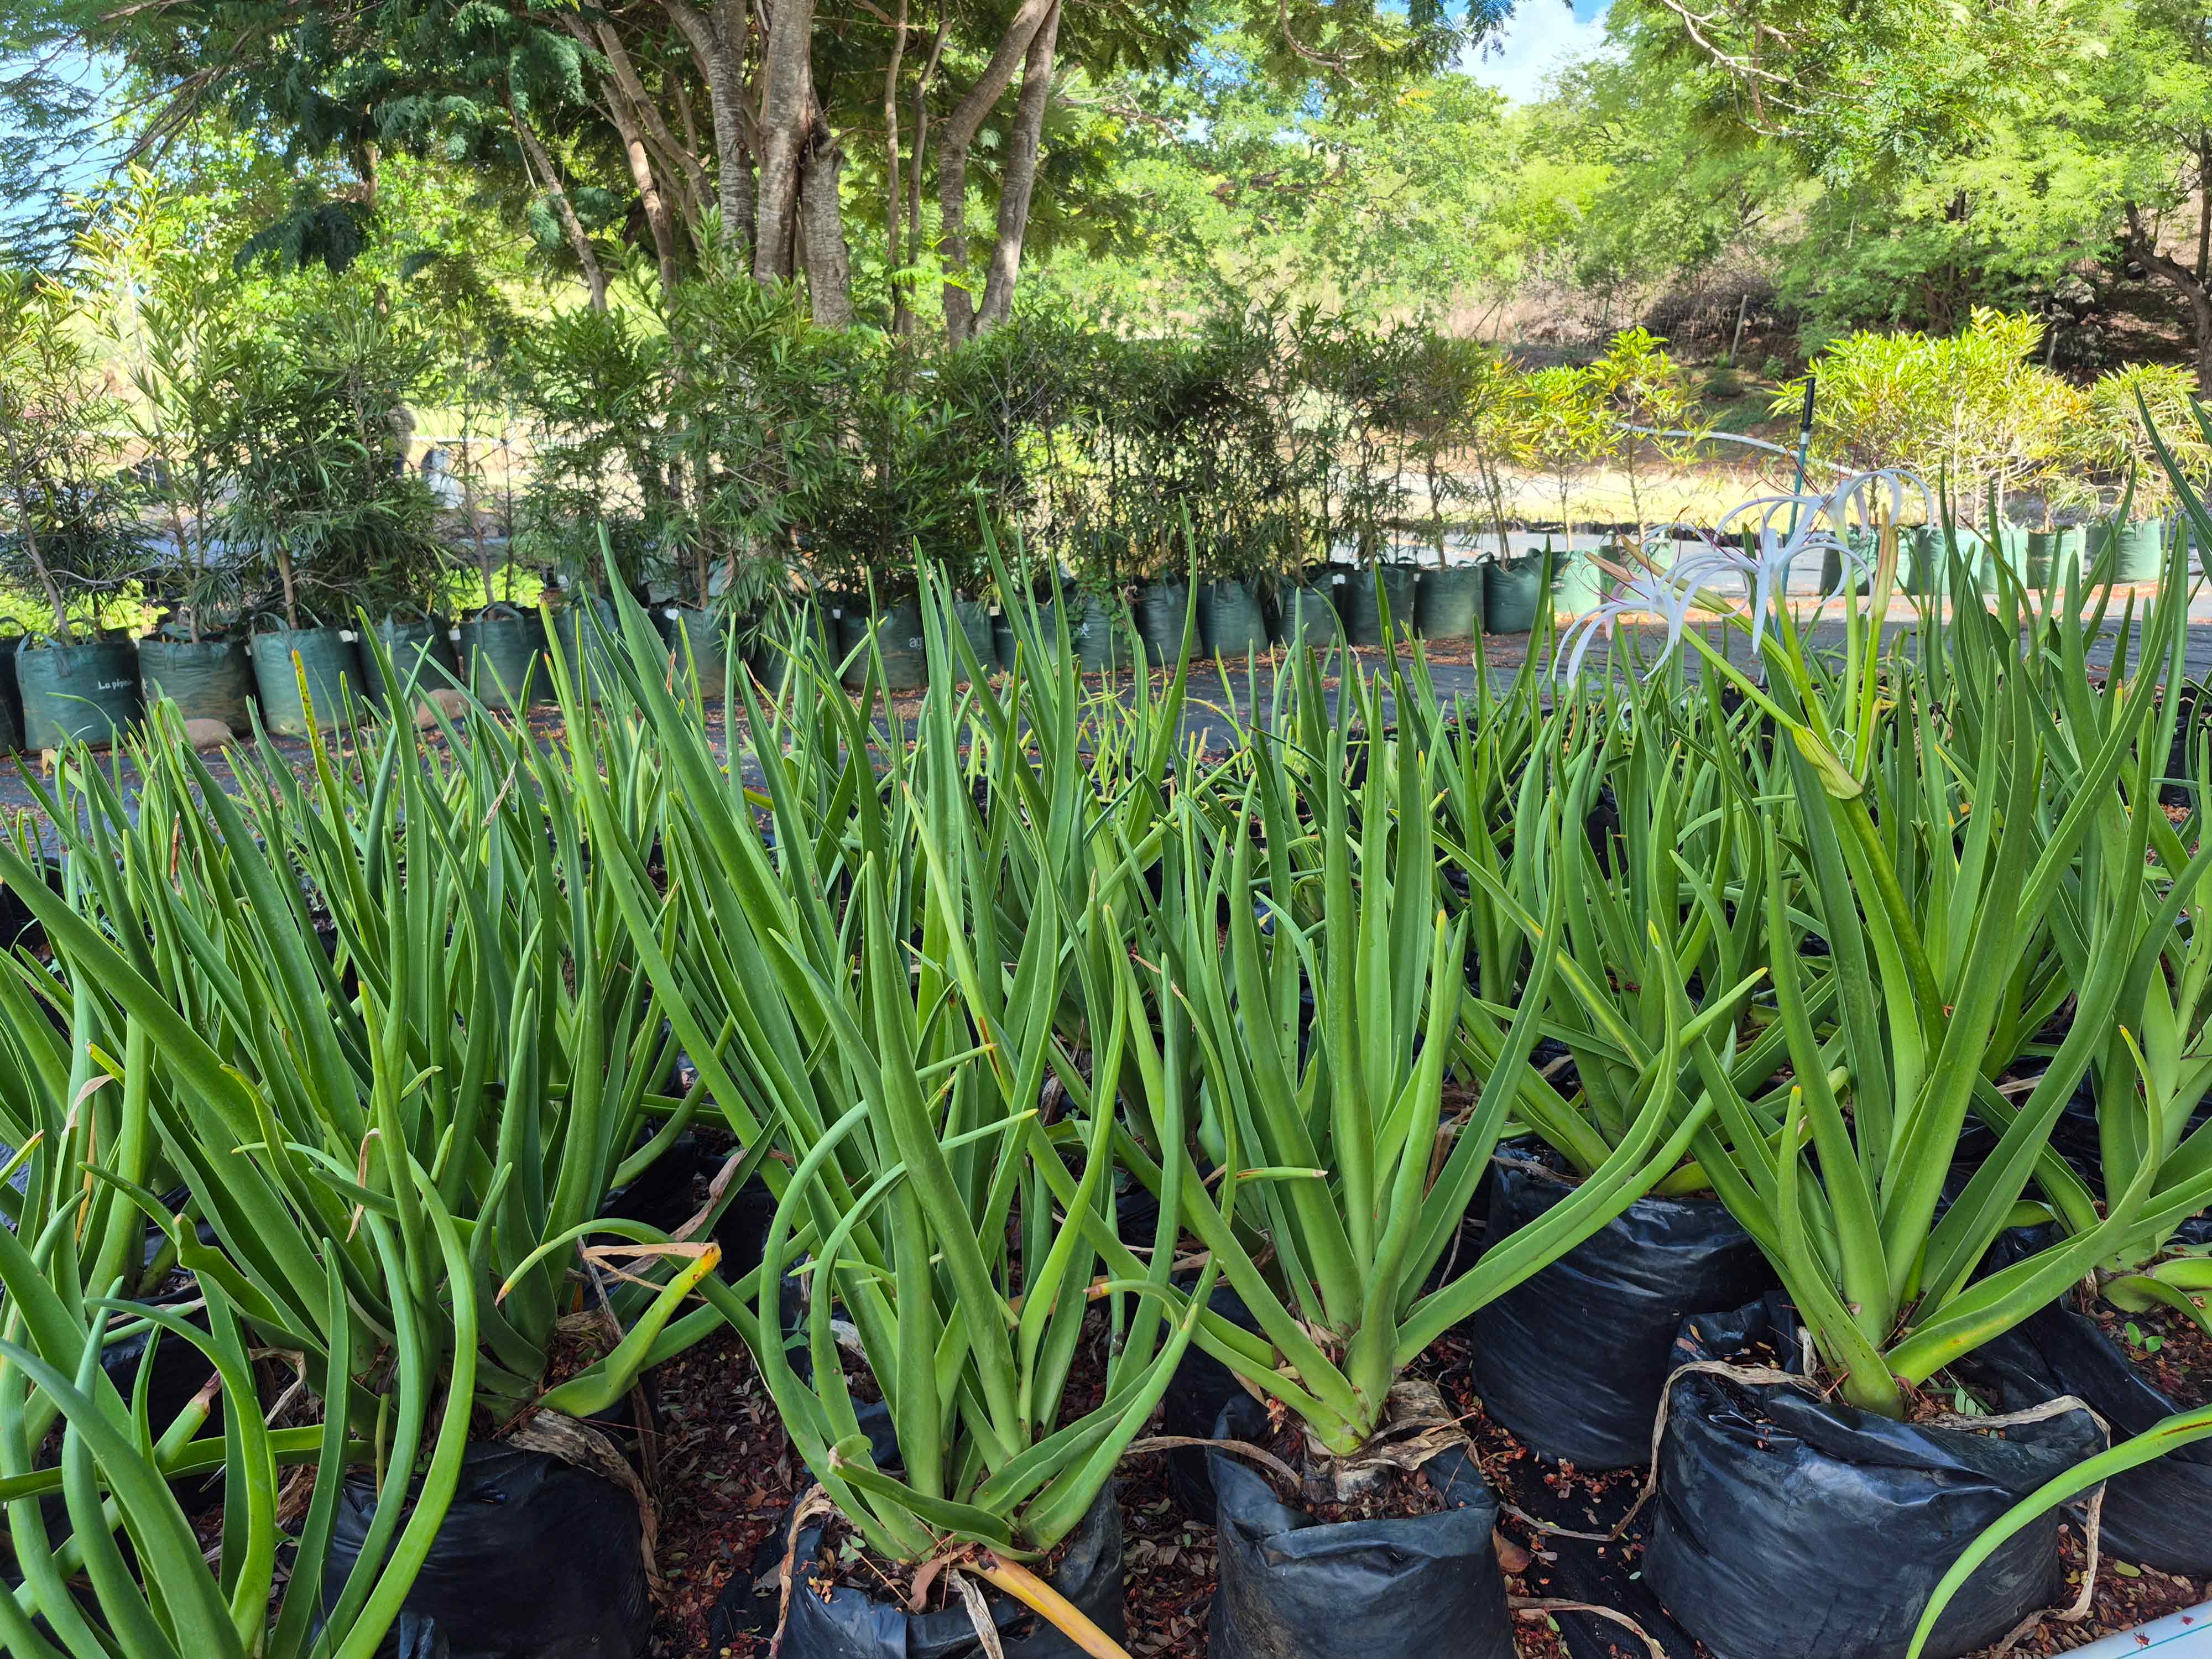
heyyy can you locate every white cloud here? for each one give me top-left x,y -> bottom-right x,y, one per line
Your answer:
1459,1 -> 1610,101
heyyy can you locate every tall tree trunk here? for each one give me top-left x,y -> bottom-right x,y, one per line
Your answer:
883,0 -> 907,305
975,0 -> 1058,333
565,19 -> 681,291
2199,136 -> 2211,282
664,0 -> 758,263
510,107 -> 608,310
1,469 -> 70,637
754,0 -> 818,281
900,22 -> 949,337
2128,203 -> 2212,393
936,0 -> 1055,346
592,19 -> 712,251
675,76 -> 702,160
604,84 -> 682,293
799,118 -> 854,325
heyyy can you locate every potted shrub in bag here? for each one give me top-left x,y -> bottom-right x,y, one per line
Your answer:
1034,574 -> 1130,676
138,619 -> 253,734
1414,559 -> 1483,640
461,598 -> 548,709
1133,575 -> 1193,666
1483,550 -> 1548,633
248,610 -> 359,737
0,273 -> 147,750
1271,576 -> 1342,650
1197,568 -> 1272,659
1335,557 -> 1417,648
367,604 -> 461,703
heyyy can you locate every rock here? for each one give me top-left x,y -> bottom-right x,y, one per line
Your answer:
414,688 -> 471,727
181,718 -> 234,752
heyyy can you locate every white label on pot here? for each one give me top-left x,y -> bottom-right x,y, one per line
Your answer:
97,680 -> 131,692
448,629 -> 462,641
664,607 -> 679,619
340,630 -> 357,643
830,607 -> 843,619
1331,572 -> 1345,585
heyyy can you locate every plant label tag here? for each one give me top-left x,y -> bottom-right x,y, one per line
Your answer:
1331,573 -> 1345,586
340,630 -> 358,643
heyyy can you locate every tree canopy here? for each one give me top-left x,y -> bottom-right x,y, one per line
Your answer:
61,0 -> 1504,341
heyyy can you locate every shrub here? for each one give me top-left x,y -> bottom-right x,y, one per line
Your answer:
2073,362 -> 2212,515
0,272 -> 147,639
1780,307 -> 2075,521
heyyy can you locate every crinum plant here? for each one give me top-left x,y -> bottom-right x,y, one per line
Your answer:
1550,465 -> 2212,1417
0,658 -> 752,1434
542,577 -> 1213,1652
1093,645 -> 1700,1457
0,963 -> 478,1659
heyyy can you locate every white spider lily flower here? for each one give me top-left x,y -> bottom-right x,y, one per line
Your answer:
1556,544 -> 1745,684
1708,497 -> 1848,651
1823,468 -> 1934,541
1552,467 -> 1933,681
1808,468 -> 1934,599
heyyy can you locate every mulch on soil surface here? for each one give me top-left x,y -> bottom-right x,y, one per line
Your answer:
2087,1294 -> 2212,1412
648,1328 -> 804,1659
1118,1450 -> 1217,1658
2009,1531 -> 2206,1657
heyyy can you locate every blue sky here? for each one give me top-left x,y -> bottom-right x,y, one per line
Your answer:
1459,0 -> 1610,100
0,41 -> 130,262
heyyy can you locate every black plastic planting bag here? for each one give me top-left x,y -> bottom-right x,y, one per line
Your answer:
597,1131 -> 706,1236
1969,1294 -> 2212,1574
85,1288 -> 227,1513
1206,1398 -> 1515,1659
1646,1297 -> 2103,1659
710,1487 -> 1123,1659
0,853 -> 63,952
597,1130 -> 779,1282
0,636 -> 22,753
1467,1156 -> 1773,1469
1158,1282 -> 1265,1520
324,1444 -> 649,1659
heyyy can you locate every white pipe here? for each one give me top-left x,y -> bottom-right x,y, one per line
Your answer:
1617,422 -> 1854,475
2055,1600 -> 2212,1659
